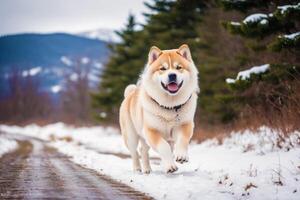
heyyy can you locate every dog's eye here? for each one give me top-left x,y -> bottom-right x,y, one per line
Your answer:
176,65 -> 182,70
160,67 -> 167,71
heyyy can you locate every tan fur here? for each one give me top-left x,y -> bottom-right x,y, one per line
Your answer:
181,123 -> 193,140
145,127 -> 162,147
149,51 -> 191,73
120,44 -> 199,173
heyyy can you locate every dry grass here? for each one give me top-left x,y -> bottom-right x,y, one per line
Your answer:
48,134 -> 73,143
193,125 -> 230,143
58,136 -> 73,142
232,79 -> 300,135
49,134 -> 56,142
244,183 -> 258,191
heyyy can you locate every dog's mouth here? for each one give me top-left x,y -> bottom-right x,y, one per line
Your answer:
161,81 -> 183,94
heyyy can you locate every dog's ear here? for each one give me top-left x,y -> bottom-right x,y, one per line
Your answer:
148,46 -> 161,64
177,44 -> 192,62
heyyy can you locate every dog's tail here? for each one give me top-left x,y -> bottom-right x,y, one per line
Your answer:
124,84 -> 137,98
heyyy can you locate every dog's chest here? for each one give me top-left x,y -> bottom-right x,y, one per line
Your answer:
153,107 -> 184,127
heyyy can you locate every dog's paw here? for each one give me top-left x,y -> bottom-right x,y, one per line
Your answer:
174,152 -> 189,164
133,167 -> 142,173
142,166 -> 152,174
165,163 -> 178,173
143,169 -> 151,174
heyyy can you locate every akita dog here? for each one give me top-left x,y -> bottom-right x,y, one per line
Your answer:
119,44 -> 199,173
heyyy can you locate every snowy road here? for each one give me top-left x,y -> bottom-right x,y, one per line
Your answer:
0,134 -> 152,199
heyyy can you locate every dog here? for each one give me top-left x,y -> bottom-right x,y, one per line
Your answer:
119,44 -> 199,173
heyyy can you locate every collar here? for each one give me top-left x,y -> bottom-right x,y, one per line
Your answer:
150,95 -> 192,112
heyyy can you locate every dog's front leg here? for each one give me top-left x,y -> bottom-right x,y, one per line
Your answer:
173,122 -> 193,163
143,126 -> 178,173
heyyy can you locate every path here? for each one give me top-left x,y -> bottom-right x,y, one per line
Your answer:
0,134 -> 152,199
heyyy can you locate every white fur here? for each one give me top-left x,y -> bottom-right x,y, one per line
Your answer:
120,47 -> 199,173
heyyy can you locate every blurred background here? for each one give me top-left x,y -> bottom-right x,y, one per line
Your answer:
0,0 -> 299,139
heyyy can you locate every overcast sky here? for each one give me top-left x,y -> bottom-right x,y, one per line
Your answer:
0,0 -> 147,36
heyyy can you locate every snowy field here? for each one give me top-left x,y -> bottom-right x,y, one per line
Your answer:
0,123 -> 300,200
0,136 -> 18,158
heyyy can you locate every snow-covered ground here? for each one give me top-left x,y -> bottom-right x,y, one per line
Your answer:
0,136 -> 18,158
0,123 -> 300,200
0,123 -> 127,154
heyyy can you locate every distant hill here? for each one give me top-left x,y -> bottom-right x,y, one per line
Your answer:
0,33 -> 110,97
0,33 -> 108,67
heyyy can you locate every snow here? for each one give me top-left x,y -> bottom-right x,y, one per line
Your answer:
22,71 -> 29,77
230,21 -> 241,26
94,62 -> 103,69
259,19 -> 268,25
88,73 -> 100,83
0,123 -> 299,200
237,64 -> 270,80
51,85 -> 62,93
222,126 -> 300,154
78,28 -> 121,43
278,3 -> 300,14
283,32 -> 300,40
61,56 -> 73,66
226,64 -> 270,84
0,137 -> 18,158
81,57 -> 90,64
99,112 -> 107,118
243,14 -> 268,24
226,78 -> 235,84
0,123 -> 126,154
29,67 -> 42,76
70,73 -> 78,81
22,66 -> 42,77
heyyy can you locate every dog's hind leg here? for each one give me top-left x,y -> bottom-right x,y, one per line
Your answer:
126,129 -> 141,173
120,105 -> 141,172
128,137 -> 141,172
120,110 -> 141,173
139,139 -> 151,174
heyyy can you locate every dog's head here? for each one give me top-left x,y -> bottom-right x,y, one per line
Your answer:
142,44 -> 199,106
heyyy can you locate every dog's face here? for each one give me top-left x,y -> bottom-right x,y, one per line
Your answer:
144,44 -> 198,97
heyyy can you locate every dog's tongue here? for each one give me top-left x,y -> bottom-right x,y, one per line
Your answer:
167,82 -> 179,92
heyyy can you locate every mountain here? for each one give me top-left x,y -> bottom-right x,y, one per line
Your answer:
0,33 -> 108,67
0,33 -> 109,97
78,28 -> 121,43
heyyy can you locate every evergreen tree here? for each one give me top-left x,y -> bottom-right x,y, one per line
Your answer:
220,0 -> 300,129
143,0 -> 206,52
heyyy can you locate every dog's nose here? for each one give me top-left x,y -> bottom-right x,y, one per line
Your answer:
168,73 -> 177,82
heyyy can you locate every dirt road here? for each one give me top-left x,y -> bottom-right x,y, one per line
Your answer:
0,134 -> 152,199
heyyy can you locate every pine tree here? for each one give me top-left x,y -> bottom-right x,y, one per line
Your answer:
219,0 -> 300,129
143,0 -> 205,56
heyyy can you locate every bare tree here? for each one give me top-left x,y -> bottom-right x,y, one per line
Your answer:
60,58 -> 93,124
0,68 -> 53,123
